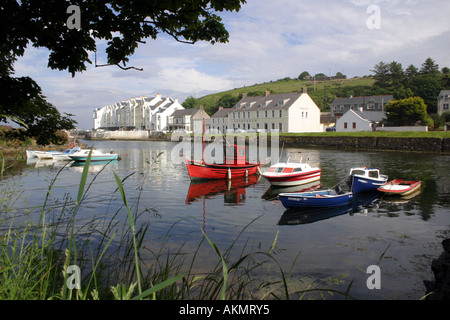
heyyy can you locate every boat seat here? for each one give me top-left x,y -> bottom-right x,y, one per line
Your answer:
334,185 -> 344,195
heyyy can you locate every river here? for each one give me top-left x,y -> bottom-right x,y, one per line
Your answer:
1,139 -> 449,300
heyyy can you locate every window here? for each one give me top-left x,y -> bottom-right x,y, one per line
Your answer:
256,111 -> 259,118
344,122 -> 348,129
279,110 -> 282,117
279,123 -> 282,131
272,110 -> 275,117
264,111 -> 268,118
352,122 -> 356,129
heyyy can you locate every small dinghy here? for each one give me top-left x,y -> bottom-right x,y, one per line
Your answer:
377,179 -> 421,196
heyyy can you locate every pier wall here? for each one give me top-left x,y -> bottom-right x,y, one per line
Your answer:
85,131 -> 450,153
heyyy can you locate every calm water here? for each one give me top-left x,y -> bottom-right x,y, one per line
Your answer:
1,139 -> 449,300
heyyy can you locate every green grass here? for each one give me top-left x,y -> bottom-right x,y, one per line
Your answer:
196,77 -> 376,113
278,131 -> 450,138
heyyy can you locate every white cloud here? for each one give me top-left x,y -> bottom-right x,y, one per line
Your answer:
11,0 -> 450,129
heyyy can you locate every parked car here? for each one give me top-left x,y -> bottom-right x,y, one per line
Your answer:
326,126 -> 336,132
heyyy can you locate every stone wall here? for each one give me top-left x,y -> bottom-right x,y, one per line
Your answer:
277,136 -> 450,153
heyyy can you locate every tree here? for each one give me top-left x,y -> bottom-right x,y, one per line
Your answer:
408,74 -> 442,114
0,75 -> 76,145
405,64 -> 419,79
298,71 -> 311,80
1,0 -> 246,142
420,57 -> 440,74
371,61 -> 391,88
385,97 -> 427,126
182,96 -> 199,109
1,0 -> 246,76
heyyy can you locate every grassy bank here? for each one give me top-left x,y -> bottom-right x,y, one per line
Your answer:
278,131 -> 450,138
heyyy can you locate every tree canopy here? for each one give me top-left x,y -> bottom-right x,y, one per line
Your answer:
370,57 -> 447,113
1,0 -> 246,143
385,97 -> 427,126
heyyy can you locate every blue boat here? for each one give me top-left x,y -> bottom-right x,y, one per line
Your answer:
347,167 -> 388,193
278,189 -> 353,209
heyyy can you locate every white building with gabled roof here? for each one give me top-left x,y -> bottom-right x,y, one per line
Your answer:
225,88 -> 321,133
336,108 -> 385,132
93,94 -> 184,131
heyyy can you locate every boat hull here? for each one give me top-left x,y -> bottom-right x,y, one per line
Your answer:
351,175 -> 387,193
377,179 -> 421,195
262,170 -> 321,186
278,190 -> 353,209
69,155 -> 119,162
186,160 -> 261,180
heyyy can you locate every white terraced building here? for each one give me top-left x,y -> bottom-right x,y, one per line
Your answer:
93,94 -> 184,131
208,88 -> 322,133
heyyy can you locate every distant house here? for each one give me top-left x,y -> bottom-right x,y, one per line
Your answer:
437,90 -> 450,115
168,106 -> 210,133
320,112 -> 337,131
330,95 -> 393,117
209,106 -> 232,133
93,94 -> 184,131
226,88 -> 322,133
336,109 -> 385,132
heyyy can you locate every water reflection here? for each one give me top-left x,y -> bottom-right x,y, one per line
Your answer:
186,174 -> 261,205
2,140 -> 449,299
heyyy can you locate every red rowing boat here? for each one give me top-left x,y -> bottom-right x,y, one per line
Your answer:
185,144 -> 262,180
185,119 -> 262,180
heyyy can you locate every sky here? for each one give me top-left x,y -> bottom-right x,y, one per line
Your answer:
13,0 -> 450,129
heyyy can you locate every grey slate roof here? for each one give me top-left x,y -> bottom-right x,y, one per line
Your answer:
231,92 -> 304,112
352,109 -> 386,122
171,108 -> 200,118
331,95 -> 393,106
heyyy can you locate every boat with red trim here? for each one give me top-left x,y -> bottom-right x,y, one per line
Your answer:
185,119 -> 262,180
377,179 -> 421,196
262,158 -> 321,187
185,144 -> 262,180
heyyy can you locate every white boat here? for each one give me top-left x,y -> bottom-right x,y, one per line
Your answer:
35,150 -> 60,159
69,149 -> 119,162
52,147 -> 86,160
26,150 -> 38,159
262,157 -> 321,187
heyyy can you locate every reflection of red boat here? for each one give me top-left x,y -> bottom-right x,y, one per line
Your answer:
186,175 -> 260,205
185,119 -> 262,180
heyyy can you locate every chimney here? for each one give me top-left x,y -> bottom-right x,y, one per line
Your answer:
242,93 -> 247,98
265,90 -> 270,96
301,87 -> 307,94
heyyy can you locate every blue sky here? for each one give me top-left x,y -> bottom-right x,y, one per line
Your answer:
13,0 -> 450,129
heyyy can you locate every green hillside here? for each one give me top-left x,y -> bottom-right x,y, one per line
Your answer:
194,76 -> 377,115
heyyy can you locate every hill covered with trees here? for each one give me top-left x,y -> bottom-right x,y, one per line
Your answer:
183,57 -> 450,124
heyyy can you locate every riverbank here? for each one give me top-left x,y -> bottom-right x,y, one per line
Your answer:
275,135 -> 450,153
87,131 -> 450,153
